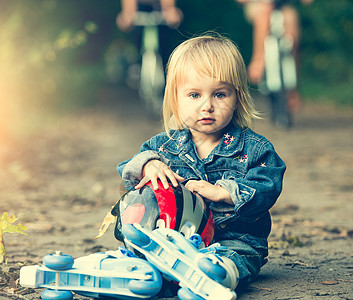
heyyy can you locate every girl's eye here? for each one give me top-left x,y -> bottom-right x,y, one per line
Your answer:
189,93 -> 200,99
214,92 -> 226,99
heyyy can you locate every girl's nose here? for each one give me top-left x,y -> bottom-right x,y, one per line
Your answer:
200,97 -> 214,112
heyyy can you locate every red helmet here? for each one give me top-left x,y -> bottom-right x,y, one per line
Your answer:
112,180 -> 214,247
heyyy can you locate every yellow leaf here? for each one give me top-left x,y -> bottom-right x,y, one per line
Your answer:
94,211 -> 116,240
0,231 -> 5,264
3,222 -> 28,235
0,212 -> 28,264
0,212 -> 19,230
0,212 -> 28,234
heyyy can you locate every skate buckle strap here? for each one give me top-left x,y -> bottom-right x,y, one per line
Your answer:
105,247 -> 137,259
200,243 -> 228,254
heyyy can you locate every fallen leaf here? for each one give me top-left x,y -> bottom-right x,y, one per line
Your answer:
94,211 -> 116,240
0,212 -> 28,235
340,229 -> 353,238
337,278 -> 353,283
320,280 -> 339,285
257,287 -> 273,292
0,212 -> 28,263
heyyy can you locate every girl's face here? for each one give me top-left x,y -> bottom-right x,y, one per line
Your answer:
177,66 -> 237,140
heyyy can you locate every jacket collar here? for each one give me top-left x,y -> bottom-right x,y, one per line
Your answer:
163,123 -> 245,158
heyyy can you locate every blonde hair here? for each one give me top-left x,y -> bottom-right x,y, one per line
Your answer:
163,33 -> 259,134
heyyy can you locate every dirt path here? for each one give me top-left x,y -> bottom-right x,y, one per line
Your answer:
1,86 -> 352,299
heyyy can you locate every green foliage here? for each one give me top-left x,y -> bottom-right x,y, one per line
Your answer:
299,0 -> 353,103
177,0 -> 353,104
0,212 -> 28,264
1,0 -> 352,119
0,0 -> 115,113
177,0 -> 253,62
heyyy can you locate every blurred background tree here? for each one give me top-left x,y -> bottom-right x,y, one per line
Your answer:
0,0 -> 352,141
298,0 -> 353,104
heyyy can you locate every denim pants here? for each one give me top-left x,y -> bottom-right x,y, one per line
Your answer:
217,239 -> 267,287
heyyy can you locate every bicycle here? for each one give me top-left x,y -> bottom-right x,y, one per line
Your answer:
133,11 -> 166,117
264,0 -> 298,128
246,0 -> 298,128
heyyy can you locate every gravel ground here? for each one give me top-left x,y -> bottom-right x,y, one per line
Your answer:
1,86 -> 352,299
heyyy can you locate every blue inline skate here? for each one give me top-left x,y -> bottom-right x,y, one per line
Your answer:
122,223 -> 239,300
20,248 -> 162,300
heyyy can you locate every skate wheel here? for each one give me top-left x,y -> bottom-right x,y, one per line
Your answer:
177,287 -> 204,300
128,278 -> 162,296
122,224 -> 151,247
43,252 -> 74,270
41,289 -> 73,300
198,257 -> 226,282
189,234 -> 202,248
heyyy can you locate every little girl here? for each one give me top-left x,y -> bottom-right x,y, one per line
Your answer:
117,33 -> 286,293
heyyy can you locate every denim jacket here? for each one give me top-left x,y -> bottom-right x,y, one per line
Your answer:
117,123 -> 286,253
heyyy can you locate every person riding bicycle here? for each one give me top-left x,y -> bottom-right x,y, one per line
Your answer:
116,0 -> 183,68
236,0 -> 314,112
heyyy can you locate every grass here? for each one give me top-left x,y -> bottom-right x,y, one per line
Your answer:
299,76 -> 353,106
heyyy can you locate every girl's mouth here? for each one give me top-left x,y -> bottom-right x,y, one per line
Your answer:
199,117 -> 215,125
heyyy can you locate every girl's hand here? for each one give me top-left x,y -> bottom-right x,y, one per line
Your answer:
135,160 -> 185,190
185,180 -> 234,205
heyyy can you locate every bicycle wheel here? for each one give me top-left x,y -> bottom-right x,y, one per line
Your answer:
270,90 -> 291,128
139,51 -> 165,117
